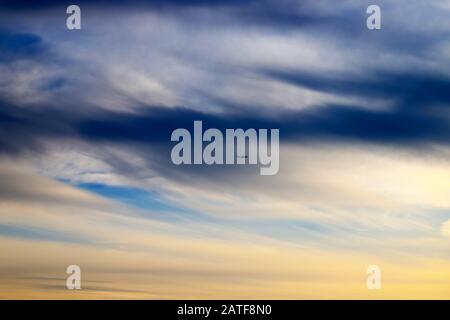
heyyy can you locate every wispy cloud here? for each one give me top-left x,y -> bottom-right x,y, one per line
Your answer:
0,0 -> 449,298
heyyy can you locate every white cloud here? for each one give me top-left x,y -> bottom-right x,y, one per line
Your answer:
442,220 -> 450,238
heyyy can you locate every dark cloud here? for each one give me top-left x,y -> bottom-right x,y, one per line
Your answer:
0,30 -> 46,61
75,103 -> 449,151
0,0 -> 375,34
264,69 -> 450,108
71,64 -> 450,148
0,3 -> 448,181
0,103 -> 75,155
0,0 -> 256,10
1,69 -> 448,167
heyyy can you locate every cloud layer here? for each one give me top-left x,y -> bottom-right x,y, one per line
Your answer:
0,0 -> 449,298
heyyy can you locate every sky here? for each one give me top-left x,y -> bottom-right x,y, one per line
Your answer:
0,0 -> 449,299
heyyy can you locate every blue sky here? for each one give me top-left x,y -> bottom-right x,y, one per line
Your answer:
0,0 -> 449,298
